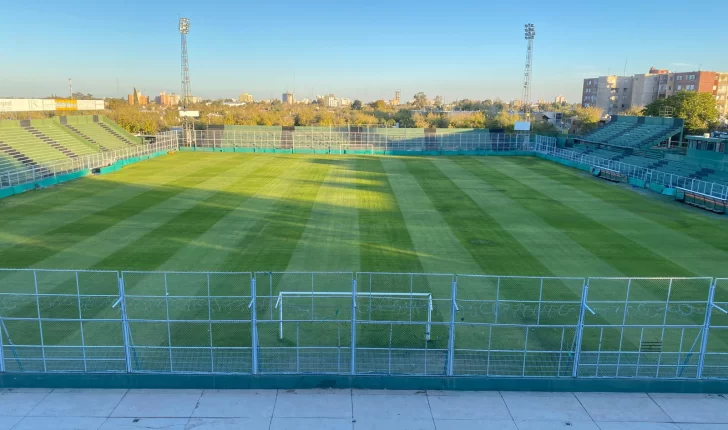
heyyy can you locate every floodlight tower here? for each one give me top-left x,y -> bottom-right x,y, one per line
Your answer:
179,17 -> 194,146
522,23 -> 535,118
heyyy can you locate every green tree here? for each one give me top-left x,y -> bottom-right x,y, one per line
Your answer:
433,96 -> 444,109
132,87 -> 139,105
413,92 -> 429,109
568,106 -> 603,134
369,100 -> 387,110
622,105 -> 645,116
351,100 -> 363,110
644,91 -> 719,134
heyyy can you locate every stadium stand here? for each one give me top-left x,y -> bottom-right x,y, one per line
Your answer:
0,116 -> 141,175
579,116 -> 683,149
0,125 -> 71,166
20,120 -> 101,156
61,116 -> 139,149
567,139 -> 728,189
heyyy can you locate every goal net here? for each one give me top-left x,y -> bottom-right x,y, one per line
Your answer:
274,291 -> 433,340
339,143 -> 375,154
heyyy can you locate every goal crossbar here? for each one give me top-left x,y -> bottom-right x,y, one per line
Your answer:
339,143 -> 374,154
274,291 -> 433,340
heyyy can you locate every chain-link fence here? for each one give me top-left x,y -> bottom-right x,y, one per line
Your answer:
1,270 -> 727,379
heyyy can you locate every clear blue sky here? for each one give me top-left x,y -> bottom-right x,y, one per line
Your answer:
1,0 -> 726,103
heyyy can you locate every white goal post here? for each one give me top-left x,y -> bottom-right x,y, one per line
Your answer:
339,143 -> 375,154
274,291 -> 433,340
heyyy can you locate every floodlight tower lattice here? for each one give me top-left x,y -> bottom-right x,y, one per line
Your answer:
180,18 -> 194,146
522,23 -> 535,118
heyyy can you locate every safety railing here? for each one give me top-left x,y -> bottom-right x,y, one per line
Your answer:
185,130 -> 533,153
533,140 -> 728,200
1,269 -> 727,379
0,131 -> 179,190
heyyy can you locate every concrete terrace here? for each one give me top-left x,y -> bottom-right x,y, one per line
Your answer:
0,388 -> 726,429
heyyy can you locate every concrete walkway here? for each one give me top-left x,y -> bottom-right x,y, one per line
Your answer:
0,388 -> 726,429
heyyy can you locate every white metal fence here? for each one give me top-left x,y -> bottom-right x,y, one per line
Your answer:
533,138 -> 728,200
4,131 -> 725,203
188,130 -> 533,153
1,269 -> 727,379
0,131 -> 179,190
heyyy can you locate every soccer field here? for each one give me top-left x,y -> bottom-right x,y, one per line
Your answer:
1,152 -> 727,376
1,152 -> 727,276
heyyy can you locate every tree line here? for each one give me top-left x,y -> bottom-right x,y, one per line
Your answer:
2,91 -> 720,137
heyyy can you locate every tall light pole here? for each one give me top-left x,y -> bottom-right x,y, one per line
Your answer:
179,17 -> 194,146
522,23 -> 535,118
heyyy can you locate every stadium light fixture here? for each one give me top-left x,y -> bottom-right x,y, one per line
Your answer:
179,18 -> 190,35
524,23 -> 535,40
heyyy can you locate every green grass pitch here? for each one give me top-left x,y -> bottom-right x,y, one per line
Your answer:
0,152 -> 727,375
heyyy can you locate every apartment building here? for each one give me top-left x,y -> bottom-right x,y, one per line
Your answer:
582,67 -> 728,116
581,75 -> 633,115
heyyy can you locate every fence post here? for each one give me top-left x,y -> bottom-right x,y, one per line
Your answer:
117,272 -> 133,373
697,281 -> 718,379
0,316 -> 4,373
251,276 -> 258,375
32,270 -> 47,372
572,278 -> 590,378
447,276 -> 457,376
351,278 -> 357,375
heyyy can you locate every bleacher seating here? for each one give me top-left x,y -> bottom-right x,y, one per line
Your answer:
0,127 -> 70,166
64,121 -> 138,150
23,124 -> 100,156
580,116 -> 683,149
0,116 -> 141,175
566,141 -> 728,189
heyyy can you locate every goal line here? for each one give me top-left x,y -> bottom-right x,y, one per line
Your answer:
274,291 -> 433,340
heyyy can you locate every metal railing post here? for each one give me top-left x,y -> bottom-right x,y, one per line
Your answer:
447,276 -> 457,376
163,272 -> 173,371
572,278 -> 590,377
75,271 -> 88,372
0,316 -> 4,373
351,278 -> 357,375
117,272 -> 133,373
251,277 -> 258,375
697,281 -> 719,379
32,270 -> 47,372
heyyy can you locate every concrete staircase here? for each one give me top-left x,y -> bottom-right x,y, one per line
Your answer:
0,141 -> 37,167
63,124 -> 109,151
22,126 -> 77,158
98,123 -> 135,145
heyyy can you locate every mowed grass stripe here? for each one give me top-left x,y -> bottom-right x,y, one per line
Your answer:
435,157 -> 620,277
401,157 -> 549,276
286,157 -> 360,271
52,156 -> 298,351
0,155 -> 203,226
220,155 -> 332,271
404,157 -> 591,355
156,156 -> 305,272
381,157 -> 480,275
0,154 -> 202,228
4,156 -> 259,351
0,155 -> 223,253
496,158 -> 728,276
467,157 -> 687,277
0,156 -> 250,269
92,155 -> 276,271
534,156 -> 728,253
357,157 -> 422,273
42,156 -> 257,270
